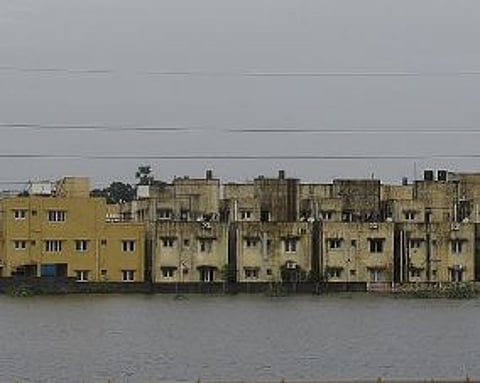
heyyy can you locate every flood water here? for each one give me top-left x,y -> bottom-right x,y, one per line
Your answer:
0,294 -> 479,382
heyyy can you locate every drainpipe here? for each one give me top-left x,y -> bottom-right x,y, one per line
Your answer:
152,198 -> 157,284
233,199 -> 238,222
399,230 -> 404,283
95,239 -> 99,281
152,216 -> 158,284
425,215 -> 432,282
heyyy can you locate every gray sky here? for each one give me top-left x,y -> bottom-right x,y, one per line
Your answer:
1,0 -> 480,188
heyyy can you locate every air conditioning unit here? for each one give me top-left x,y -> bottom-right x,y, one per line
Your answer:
286,262 -> 297,270
201,222 -> 212,230
451,223 -> 460,231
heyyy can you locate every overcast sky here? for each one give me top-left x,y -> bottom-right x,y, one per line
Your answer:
1,0 -> 480,188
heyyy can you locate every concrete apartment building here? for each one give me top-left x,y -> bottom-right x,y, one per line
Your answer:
0,177 -> 145,282
120,170 -> 223,283
233,221 -> 312,283
124,168 -> 480,286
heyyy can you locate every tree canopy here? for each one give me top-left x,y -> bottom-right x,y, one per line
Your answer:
90,182 -> 135,204
90,165 -> 155,204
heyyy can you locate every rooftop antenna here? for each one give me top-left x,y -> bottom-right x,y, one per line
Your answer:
413,161 -> 418,181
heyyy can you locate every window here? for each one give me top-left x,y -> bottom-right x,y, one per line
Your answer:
200,268 -> 214,282
321,211 -> 333,221
162,268 -> 175,279
13,209 -> 27,220
122,240 -> 135,252
157,209 -> 173,220
240,210 -> 252,220
75,270 -> 89,282
284,238 -> 297,253
342,211 -> 353,222
266,269 -> 272,276
369,268 -> 383,282
180,209 -> 190,221
183,239 -> 190,247
244,238 -> 258,248
450,268 -> 463,282
410,269 -> 422,278
199,239 -> 213,253
75,240 -> 88,252
48,210 -> 66,222
404,210 -> 416,221
244,268 -> 259,279
451,240 -> 464,254
101,239 -> 107,246
350,269 -> 357,277
161,238 -> 175,248
369,238 -> 384,253
45,240 -> 62,252
327,268 -> 342,279
260,210 -> 271,222
328,238 -> 343,249
122,270 -> 135,282
409,239 -> 422,249
136,209 -> 146,222
14,240 -> 27,250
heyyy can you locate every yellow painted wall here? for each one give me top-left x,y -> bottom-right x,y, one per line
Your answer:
1,195 -> 145,282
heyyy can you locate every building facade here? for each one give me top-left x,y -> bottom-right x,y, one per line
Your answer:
124,169 -> 480,285
1,169 -> 479,286
0,177 -> 145,282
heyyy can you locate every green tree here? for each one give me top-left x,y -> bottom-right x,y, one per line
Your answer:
90,182 -> 135,204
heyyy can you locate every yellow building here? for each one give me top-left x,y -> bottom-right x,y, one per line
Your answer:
0,177 -> 144,282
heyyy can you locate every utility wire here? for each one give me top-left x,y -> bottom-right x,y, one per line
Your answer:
0,123 -> 188,131
0,154 -> 479,160
2,66 -> 480,78
0,123 -> 479,134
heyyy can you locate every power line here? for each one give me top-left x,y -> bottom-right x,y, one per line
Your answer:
137,70 -> 480,78
0,123 -> 188,131
0,123 -> 479,134
0,181 -> 31,185
227,127 -> 480,134
0,154 -> 479,160
2,66 -> 480,78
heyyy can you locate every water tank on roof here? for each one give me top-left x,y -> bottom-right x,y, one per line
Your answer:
136,185 -> 150,199
437,170 -> 448,182
424,170 -> 434,181
30,181 -> 52,195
